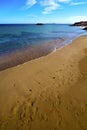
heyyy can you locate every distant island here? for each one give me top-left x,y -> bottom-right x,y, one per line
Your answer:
36,23 -> 44,25
70,21 -> 87,30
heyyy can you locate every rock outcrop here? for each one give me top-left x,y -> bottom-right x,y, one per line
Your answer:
71,21 -> 87,26
83,27 -> 87,30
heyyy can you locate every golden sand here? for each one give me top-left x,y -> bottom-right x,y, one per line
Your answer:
0,35 -> 87,130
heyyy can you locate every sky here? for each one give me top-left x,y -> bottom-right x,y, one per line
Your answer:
0,0 -> 87,23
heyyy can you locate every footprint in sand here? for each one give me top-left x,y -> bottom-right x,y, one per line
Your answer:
10,103 -> 19,117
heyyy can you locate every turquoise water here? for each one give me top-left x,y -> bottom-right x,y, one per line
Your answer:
0,24 -> 86,55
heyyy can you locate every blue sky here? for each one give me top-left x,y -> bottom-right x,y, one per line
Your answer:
0,0 -> 87,23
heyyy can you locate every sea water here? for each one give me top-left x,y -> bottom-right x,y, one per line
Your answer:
0,24 -> 87,70
0,24 -> 87,55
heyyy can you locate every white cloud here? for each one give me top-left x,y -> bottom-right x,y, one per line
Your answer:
40,0 -> 72,14
70,1 -> 87,5
58,0 -> 71,2
26,0 -> 37,8
43,4 -> 60,14
69,16 -> 87,23
40,0 -> 60,14
26,0 -> 87,15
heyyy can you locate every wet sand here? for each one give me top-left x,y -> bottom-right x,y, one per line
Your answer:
0,35 -> 87,130
0,38 -> 66,71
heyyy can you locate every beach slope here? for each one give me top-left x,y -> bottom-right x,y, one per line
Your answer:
0,35 -> 87,130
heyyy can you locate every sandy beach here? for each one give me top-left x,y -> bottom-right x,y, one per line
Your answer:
0,35 -> 87,130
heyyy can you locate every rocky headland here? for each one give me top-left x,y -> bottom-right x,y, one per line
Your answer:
70,21 -> 87,30
71,21 -> 87,26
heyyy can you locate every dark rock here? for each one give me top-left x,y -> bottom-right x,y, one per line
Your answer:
83,27 -> 87,30
71,21 -> 87,26
36,23 -> 44,25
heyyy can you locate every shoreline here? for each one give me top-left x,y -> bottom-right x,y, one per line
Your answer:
0,34 -> 86,71
0,37 -> 68,71
0,35 -> 87,129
